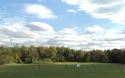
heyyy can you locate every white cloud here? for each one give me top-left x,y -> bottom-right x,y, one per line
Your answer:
58,28 -> 78,35
25,22 -> 54,33
62,0 -> 125,23
0,17 -> 125,50
38,0 -> 42,1
38,0 -> 46,2
0,17 -> 55,46
85,25 -> 105,34
67,9 -> 77,13
61,0 -> 78,5
0,23 -> 39,38
24,4 -> 57,19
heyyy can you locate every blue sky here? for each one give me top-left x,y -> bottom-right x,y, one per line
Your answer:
0,0 -> 125,50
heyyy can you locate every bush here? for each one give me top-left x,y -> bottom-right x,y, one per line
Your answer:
0,55 -> 5,65
42,58 -> 53,62
17,58 -> 23,64
24,58 -> 32,63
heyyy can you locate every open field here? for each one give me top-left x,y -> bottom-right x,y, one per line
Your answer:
0,62 -> 125,78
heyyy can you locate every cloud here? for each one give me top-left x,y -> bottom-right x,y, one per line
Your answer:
25,22 -> 54,33
0,23 -> 39,38
62,0 -> 125,23
38,0 -> 46,2
90,0 -> 120,5
24,4 -> 57,19
58,28 -> 78,35
85,25 -> 105,34
38,0 -> 42,1
61,0 -> 78,5
0,17 -> 125,50
67,9 -> 77,13
0,16 -> 57,46
45,27 -> 83,49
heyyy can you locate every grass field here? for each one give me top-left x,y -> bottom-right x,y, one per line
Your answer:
0,62 -> 125,78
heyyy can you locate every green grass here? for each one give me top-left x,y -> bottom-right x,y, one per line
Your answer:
0,62 -> 125,78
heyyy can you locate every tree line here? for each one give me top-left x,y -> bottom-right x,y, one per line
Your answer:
0,44 -> 125,65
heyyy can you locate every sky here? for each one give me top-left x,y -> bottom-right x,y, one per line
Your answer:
0,0 -> 125,50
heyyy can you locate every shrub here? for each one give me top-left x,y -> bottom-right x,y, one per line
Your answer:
0,55 -> 5,65
42,58 -> 53,62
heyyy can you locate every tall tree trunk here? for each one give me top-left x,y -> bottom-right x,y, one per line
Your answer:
30,58 -> 32,63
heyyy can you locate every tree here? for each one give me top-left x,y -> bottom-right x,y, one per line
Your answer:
83,51 -> 90,62
68,49 -> 75,62
28,45 -> 38,63
0,54 -> 5,65
4,48 -> 14,63
74,50 -> 84,62
56,46 -> 65,62
37,46 -> 46,60
11,44 -> 22,63
44,46 -> 57,62
0,45 -> 6,53
110,49 -> 122,63
63,47 -> 71,61
120,49 -> 125,63
20,45 -> 29,63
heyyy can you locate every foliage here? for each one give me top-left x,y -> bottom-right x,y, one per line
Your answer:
0,44 -> 125,64
0,55 -> 5,65
42,58 -> 53,62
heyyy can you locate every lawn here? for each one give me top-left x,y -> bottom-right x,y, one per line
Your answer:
0,62 -> 125,78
